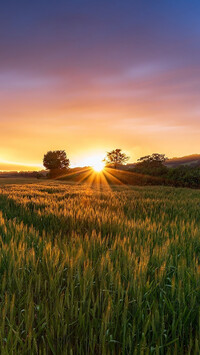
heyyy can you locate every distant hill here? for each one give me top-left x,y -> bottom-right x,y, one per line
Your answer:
0,170 -> 47,178
120,154 -> 200,170
165,154 -> 200,167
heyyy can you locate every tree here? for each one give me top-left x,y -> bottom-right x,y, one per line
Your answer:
43,150 -> 70,177
104,149 -> 129,169
135,153 -> 168,176
137,153 -> 168,165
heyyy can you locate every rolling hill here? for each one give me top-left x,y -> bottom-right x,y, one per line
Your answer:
165,154 -> 200,167
58,167 -> 165,186
122,154 -> 200,170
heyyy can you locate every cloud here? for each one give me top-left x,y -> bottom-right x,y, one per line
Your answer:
0,0 -> 199,165
0,71 -> 58,91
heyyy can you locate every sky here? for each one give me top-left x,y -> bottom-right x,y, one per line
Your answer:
0,0 -> 200,170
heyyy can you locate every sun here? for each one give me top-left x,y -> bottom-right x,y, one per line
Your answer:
78,153 -> 105,173
92,161 -> 105,173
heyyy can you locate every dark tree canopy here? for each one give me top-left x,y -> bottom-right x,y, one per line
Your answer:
43,150 -> 70,171
137,153 -> 168,164
104,149 -> 129,168
135,153 -> 168,176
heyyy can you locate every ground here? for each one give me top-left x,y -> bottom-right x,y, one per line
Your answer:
0,179 -> 199,354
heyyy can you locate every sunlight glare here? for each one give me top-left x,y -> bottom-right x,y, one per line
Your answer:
92,161 -> 105,172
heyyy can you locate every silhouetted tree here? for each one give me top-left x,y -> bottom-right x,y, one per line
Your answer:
43,150 -> 70,177
137,153 -> 168,164
135,153 -> 168,176
104,149 -> 129,169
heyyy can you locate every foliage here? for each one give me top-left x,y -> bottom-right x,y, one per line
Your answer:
133,154 -> 200,187
134,164 -> 168,177
135,153 -> 168,176
104,149 -> 129,168
43,150 -> 69,172
137,153 -> 168,164
166,166 -> 200,188
0,182 -> 199,353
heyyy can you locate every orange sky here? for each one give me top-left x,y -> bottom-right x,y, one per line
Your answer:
0,1 -> 200,170
0,78 -> 199,171
0,83 -> 199,170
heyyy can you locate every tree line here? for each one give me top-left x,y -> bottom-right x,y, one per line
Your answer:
42,149 -> 168,174
42,149 -> 200,188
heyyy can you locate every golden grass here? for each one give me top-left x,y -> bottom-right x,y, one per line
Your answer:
0,182 -> 199,353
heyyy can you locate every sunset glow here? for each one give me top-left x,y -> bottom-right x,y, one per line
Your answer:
92,161 -> 105,173
0,1 -> 199,170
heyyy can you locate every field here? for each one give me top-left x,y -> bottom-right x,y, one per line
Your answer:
58,167 -> 165,186
0,180 -> 200,354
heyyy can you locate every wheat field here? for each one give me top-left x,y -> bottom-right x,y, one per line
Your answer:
0,181 -> 199,354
